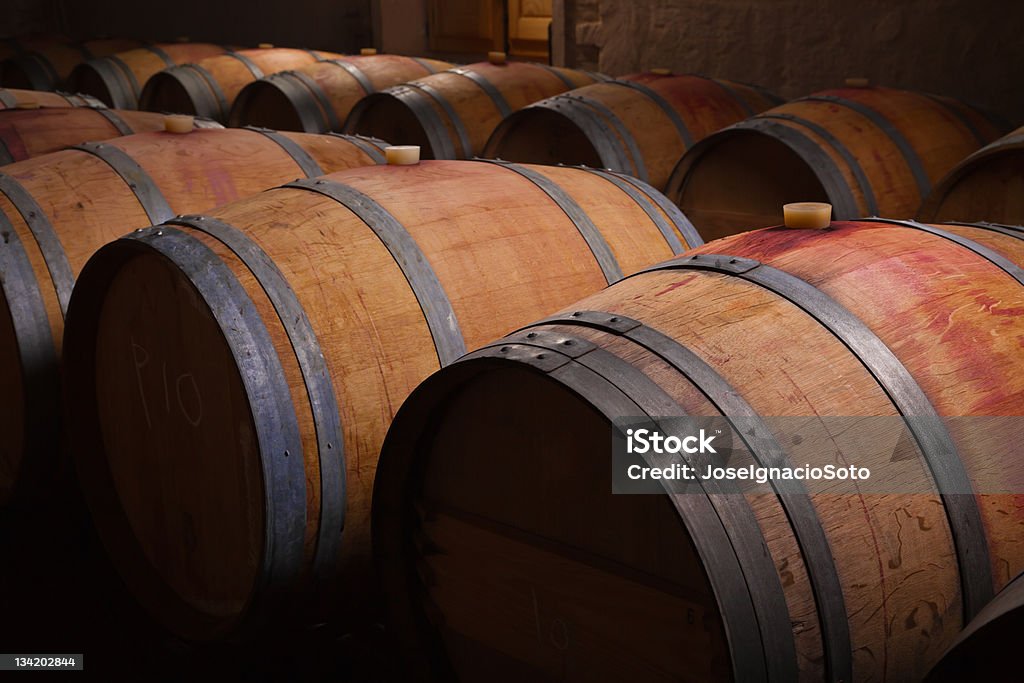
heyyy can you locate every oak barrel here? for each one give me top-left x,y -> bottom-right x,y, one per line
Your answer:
0,127 -> 387,505
372,219 -> 1024,682
60,158 -> 701,639
0,87 -> 105,110
229,54 -> 452,133
67,43 -> 229,110
666,86 -> 1009,241
918,126 -> 1024,226
139,47 -> 344,122
1,38 -> 144,91
485,71 -> 781,190
344,61 -> 604,159
0,108 -> 223,163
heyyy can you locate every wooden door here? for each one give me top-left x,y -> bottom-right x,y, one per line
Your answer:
427,0 -> 505,54
508,0 -> 552,60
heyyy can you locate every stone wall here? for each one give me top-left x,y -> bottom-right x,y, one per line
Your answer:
557,0 -> 1024,124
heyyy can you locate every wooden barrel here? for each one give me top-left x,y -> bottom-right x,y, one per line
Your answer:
371,219 -> 1024,682
0,127 -> 387,506
1,38 -> 144,91
0,33 -> 69,63
139,48 -> 344,122
0,108 -> 224,163
229,54 -> 452,133
344,61 -> 605,159
485,72 -> 781,190
60,158 -> 700,639
925,572 -> 1024,682
918,126 -> 1024,226
665,86 -> 1009,241
67,43 -> 229,109
0,87 -> 105,110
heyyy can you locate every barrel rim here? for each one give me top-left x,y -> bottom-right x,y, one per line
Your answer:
138,65 -> 226,121
484,102 -> 630,177
343,88 -> 454,159
917,130 -> 1024,221
370,351 -> 774,682
66,56 -> 137,109
665,123 -> 860,220
63,229 -> 307,640
229,71 -> 334,133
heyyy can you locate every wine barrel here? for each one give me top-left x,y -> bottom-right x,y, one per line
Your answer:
0,108 -> 223,163
0,33 -> 69,63
666,85 -> 1009,241
229,54 -> 452,133
67,43 -> 229,110
371,218 -> 1024,682
0,127 -> 387,506
918,126 -> 1024,226
1,38 -> 144,91
925,572 -> 1024,682
139,48 -> 344,122
485,71 -> 781,190
344,60 -> 605,159
60,157 -> 700,639
0,87 -> 104,110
